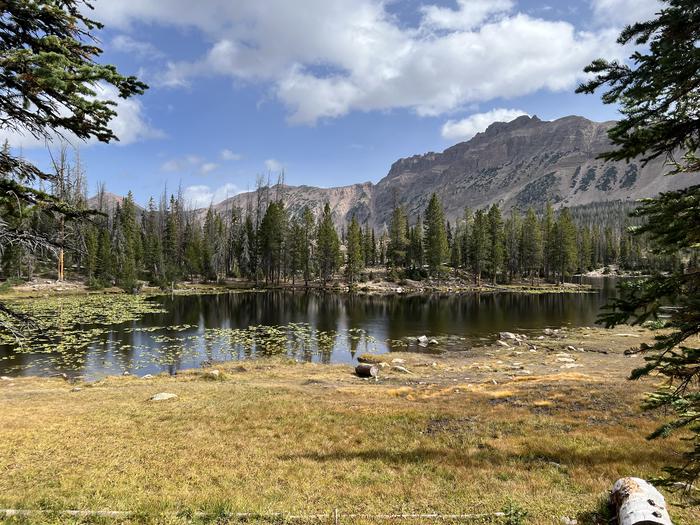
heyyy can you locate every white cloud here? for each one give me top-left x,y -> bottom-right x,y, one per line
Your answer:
0,83 -> 162,149
161,154 -> 220,175
183,183 -> 240,208
111,34 -> 163,59
590,0 -> 661,27
421,0 -> 513,31
91,0 -> 626,125
220,148 -> 242,161
264,158 -> 284,172
441,108 -> 529,141
199,162 -> 219,175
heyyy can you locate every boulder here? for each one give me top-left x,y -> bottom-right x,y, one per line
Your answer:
499,332 -> 518,340
416,335 -> 429,345
150,392 -> 178,402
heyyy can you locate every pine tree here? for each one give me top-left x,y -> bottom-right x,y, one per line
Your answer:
579,0 -> 700,493
387,204 -> 409,268
504,208 -> 521,282
316,203 -> 341,286
345,216 -> 363,285
301,206 -> 315,286
542,202 -> 555,281
470,209 -> 489,285
520,208 -> 543,283
486,204 -> 504,284
424,193 -> 448,278
553,208 -> 578,284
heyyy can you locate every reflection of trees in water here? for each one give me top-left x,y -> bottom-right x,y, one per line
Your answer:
0,287 -> 615,378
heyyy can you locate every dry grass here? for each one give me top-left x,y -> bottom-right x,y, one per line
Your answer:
0,328 -> 698,524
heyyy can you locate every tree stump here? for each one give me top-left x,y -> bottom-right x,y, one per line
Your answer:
355,364 -> 379,378
611,477 -> 672,525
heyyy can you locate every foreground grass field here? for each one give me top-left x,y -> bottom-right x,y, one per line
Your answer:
0,327 -> 698,524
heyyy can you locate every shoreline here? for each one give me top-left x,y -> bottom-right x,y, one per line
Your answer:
0,277 -> 596,301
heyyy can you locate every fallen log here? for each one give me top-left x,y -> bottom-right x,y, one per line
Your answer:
355,363 -> 379,378
611,477 -> 672,525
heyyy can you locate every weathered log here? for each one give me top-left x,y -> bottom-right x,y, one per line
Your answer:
611,477 -> 672,525
355,363 -> 379,378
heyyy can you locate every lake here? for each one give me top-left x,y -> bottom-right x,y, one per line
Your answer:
0,278 -> 620,379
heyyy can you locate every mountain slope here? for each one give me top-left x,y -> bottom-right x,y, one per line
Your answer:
93,115 -> 696,230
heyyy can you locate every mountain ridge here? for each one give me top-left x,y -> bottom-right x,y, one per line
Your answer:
92,115 -> 697,230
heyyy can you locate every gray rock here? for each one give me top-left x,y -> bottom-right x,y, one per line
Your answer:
416,335 -> 429,345
428,339 -> 439,345
150,392 -> 178,402
141,374 -> 154,379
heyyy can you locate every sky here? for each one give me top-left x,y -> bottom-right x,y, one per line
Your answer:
4,0 -> 663,208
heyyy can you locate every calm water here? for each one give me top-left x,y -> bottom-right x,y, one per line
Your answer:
0,278 -> 619,379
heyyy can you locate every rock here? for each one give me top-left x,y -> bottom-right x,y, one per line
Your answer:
204,369 -> 221,379
391,358 -> 406,365
499,332 -> 518,340
537,335 -> 545,340
496,340 -> 510,348
560,363 -> 583,369
429,339 -> 439,345
0,376 -> 13,381
557,357 -> 576,363
150,392 -> 178,402
122,371 -> 130,376
561,516 -> 577,525
392,365 -> 413,374
566,345 -> 577,352
141,374 -> 154,380
544,328 -> 555,335
70,387 -> 82,392
416,335 -> 429,345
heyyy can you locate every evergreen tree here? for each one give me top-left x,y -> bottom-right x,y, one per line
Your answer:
520,208 -> 543,283
424,193 -> 448,277
301,206 -> 315,286
316,203 -> 341,286
579,0 -> 700,493
470,209 -> 489,285
0,1 -> 146,329
486,204 -> 504,284
345,216 -> 363,285
387,204 -> 409,268
553,208 -> 578,284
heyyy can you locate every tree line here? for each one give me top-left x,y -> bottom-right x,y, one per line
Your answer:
0,150 -> 687,291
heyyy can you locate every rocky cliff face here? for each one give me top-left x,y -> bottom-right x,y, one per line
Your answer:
213,115 -> 695,230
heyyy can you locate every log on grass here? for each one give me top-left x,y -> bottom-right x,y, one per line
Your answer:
611,477 -> 672,525
355,363 -> 379,378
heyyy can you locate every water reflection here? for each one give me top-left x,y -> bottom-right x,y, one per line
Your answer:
0,279 -> 617,379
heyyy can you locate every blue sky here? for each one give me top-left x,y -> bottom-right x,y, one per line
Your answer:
5,0 -> 661,208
